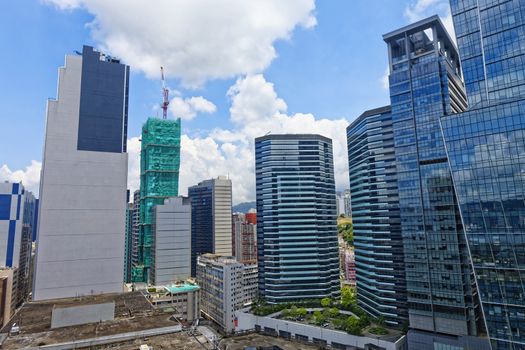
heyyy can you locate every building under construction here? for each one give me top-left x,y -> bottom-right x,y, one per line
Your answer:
132,117 -> 181,283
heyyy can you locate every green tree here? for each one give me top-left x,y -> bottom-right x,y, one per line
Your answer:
341,286 -> 356,308
338,222 -> 354,245
328,307 -> 340,318
321,297 -> 331,308
289,305 -> 299,319
345,316 -> 362,335
297,307 -> 308,318
313,310 -> 325,325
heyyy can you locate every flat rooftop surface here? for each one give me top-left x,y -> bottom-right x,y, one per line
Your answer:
220,333 -> 320,350
165,282 -> 200,294
1,292 -> 189,349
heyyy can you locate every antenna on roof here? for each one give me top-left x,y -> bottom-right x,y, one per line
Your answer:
160,67 -> 169,119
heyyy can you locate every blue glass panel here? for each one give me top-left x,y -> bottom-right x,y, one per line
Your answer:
0,195 -> 11,220
77,46 -> 128,153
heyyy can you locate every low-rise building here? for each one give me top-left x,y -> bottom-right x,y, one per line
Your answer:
197,254 -> 253,333
0,268 -> 16,327
147,281 -> 200,322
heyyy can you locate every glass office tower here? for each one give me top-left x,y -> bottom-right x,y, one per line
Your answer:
347,106 -> 408,326
439,1 -> 525,348
255,134 -> 340,303
188,177 -> 232,277
384,16 -> 488,347
449,0 -> 525,106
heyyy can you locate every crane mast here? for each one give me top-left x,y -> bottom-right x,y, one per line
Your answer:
161,66 -> 169,119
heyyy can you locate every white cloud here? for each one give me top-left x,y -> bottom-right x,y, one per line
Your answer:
0,161 -> 42,195
44,0 -> 316,87
169,96 -> 216,120
127,75 -> 349,204
381,65 -> 390,90
404,0 -> 455,40
5,76 -> 348,205
227,74 -> 287,125
43,0 -> 82,10
126,137 -> 141,195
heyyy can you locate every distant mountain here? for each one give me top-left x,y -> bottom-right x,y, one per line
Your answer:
232,201 -> 256,213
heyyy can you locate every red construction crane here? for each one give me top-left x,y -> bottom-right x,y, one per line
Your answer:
160,66 -> 169,119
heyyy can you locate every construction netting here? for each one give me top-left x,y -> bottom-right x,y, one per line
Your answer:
133,117 -> 181,283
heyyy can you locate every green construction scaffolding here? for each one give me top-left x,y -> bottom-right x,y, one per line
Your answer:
132,117 -> 181,283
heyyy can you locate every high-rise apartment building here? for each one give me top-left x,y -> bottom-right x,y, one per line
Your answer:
346,106 -> 407,326
188,177 -> 232,276
151,197 -> 191,285
255,134 -> 340,303
335,191 -> 351,217
134,117 -> 181,283
383,17 -> 489,349
232,212 -> 257,264
196,254 -> 256,333
438,1 -> 525,348
0,182 -> 37,306
34,46 -> 129,300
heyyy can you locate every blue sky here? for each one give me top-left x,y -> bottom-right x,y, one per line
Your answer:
0,0 -> 452,203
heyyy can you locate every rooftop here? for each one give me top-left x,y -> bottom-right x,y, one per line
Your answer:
165,281 -> 200,294
255,134 -> 332,143
382,15 -> 456,49
0,292 -> 185,349
198,254 -> 241,265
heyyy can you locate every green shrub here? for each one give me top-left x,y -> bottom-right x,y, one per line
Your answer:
345,316 -> 362,335
321,297 -> 331,308
368,326 -> 389,335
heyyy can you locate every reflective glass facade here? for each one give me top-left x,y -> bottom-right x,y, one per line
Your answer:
384,17 -> 484,337
77,46 -> 129,153
450,0 -> 525,106
441,2 -> 525,348
188,183 -> 213,277
441,100 -> 525,350
347,106 -> 408,326
255,134 -> 340,303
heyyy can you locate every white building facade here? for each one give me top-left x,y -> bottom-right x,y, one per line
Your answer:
196,254 -> 244,333
33,46 -> 129,300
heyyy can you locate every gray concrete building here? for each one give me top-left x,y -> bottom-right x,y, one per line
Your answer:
151,197 -> 191,286
33,46 -> 129,300
196,254 -> 256,333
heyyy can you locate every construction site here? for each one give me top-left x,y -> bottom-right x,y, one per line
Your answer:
0,291 -> 213,349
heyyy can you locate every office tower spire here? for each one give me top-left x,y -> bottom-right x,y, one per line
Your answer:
34,46 -> 129,300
